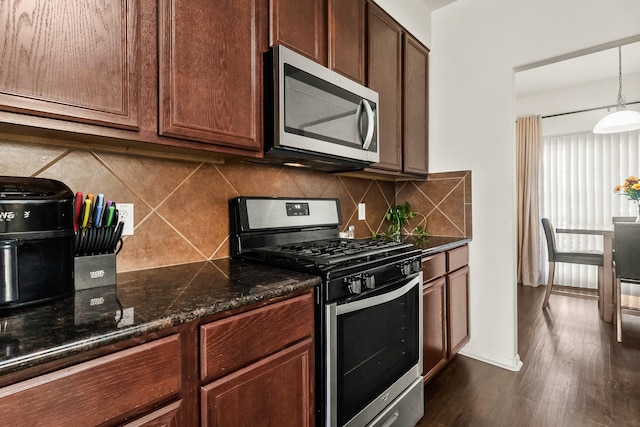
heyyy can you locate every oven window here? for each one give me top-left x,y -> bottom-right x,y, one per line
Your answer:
336,284 -> 419,425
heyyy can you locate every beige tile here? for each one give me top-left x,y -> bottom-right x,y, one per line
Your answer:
97,151 -> 200,207
377,180 -> 396,207
117,213 -> 205,272
0,140 -> 68,177
217,161 -> 283,196
289,168 -> 336,198
426,209 -> 464,237
37,150 -> 151,226
428,170 -> 467,179
156,164 -> 238,257
465,203 -> 473,237
321,178 -> 357,230
263,168 -> 307,197
438,182 -> 466,231
361,183 -> 391,235
415,177 -> 462,206
464,172 -> 472,203
340,176 -> 372,204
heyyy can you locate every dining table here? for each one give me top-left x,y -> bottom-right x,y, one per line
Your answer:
555,225 -> 614,323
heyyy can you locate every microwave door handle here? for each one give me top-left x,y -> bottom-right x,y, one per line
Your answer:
361,99 -> 375,150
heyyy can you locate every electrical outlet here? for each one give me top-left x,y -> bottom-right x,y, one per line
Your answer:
117,203 -> 134,235
358,203 -> 366,220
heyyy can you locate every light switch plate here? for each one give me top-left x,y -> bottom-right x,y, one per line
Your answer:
358,203 -> 366,220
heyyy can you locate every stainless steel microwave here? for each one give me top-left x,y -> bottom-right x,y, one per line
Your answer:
264,45 -> 379,172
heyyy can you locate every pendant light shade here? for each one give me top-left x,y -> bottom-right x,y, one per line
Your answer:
593,46 -> 640,134
593,109 -> 640,134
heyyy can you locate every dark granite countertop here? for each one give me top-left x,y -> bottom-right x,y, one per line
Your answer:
403,235 -> 471,255
0,258 -> 320,377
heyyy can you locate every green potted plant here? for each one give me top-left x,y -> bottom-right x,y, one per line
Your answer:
373,202 -> 429,241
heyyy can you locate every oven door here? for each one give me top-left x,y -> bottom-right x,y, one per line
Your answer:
325,273 -> 423,427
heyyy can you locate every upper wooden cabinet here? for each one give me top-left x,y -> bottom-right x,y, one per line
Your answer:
270,0 -> 327,65
158,0 -> 267,150
403,35 -> 429,175
365,2 -> 429,177
328,0 -> 365,84
0,0 -> 139,130
367,3 -> 403,172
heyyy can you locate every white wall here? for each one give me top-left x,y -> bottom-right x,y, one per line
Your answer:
372,0 -> 431,47
517,72 -> 640,136
430,0 -> 640,370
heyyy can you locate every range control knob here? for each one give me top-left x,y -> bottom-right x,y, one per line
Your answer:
399,261 -> 413,276
344,276 -> 362,294
362,274 -> 376,290
412,258 -> 422,274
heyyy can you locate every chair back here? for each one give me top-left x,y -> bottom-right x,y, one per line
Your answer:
541,218 -> 558,262
612,216 -> 636,224
613,223 -> 640,281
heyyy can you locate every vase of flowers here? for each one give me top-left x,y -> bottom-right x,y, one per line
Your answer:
614,176 -> 640,223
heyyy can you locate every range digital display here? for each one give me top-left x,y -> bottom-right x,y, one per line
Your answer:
286,202 -> 310,216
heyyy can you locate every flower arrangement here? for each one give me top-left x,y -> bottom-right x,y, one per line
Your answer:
614,176 -> 640,201
372,202 -> 429,241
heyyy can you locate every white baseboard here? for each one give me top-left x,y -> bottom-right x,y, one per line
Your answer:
457,346 -> 523,372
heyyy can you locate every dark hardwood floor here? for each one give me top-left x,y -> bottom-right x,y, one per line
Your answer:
418,285 -> 640,426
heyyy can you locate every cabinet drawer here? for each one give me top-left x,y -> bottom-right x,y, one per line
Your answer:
422,253 -> 446,283
447,245 -> 469,272
0,334 -> 181,426
200,292 -> 314,382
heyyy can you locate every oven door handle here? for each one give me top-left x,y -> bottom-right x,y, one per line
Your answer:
336,274 -> 420,316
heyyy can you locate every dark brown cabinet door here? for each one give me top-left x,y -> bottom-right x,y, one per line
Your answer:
328,0 -> 365,84
422,277 -> 447,383
0,0 -> 139,130
201,338 -> 314,427
158,0 -> 266,150
270,0 -> 327,64
403,34 -> 429,175
367,2 -> 402,172
447,266 -> 470,356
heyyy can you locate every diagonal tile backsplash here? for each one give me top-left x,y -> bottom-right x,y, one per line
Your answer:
1,139 -> 471,272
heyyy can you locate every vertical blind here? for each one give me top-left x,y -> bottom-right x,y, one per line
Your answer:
541,129 -> 640,288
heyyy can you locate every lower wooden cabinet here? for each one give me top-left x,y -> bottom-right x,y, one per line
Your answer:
447,266 -> 470,356
0,334 -> 184,426
422,277 -> 447,383
201,338 -> 314,427
199,292 -> 315,426
421,245 -> 470,383
0,290 -> 315,426
122,400 -> 183,427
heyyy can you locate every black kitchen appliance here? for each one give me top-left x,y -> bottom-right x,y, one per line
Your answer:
231,197 -> 424,427
0,176 -> 75,309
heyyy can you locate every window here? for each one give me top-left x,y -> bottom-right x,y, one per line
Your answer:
541,130 -> 640,288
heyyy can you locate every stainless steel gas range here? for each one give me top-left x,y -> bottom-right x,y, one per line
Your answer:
230,197 -> 424,427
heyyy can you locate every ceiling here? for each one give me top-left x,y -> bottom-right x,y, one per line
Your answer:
516,41 -> 640,97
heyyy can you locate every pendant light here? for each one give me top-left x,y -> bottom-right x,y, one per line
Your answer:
593,46 -> 640,134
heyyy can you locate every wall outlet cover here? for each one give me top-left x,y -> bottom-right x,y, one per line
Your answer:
118,203 -> 134,236
358,203 -> 366,220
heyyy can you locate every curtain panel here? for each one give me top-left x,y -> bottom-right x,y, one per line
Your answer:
542,129 -> 640,288
516,115 -> 542,287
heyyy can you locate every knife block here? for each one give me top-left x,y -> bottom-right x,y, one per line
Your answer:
74,253 -> 116,290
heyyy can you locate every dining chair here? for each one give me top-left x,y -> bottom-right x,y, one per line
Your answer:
540,218 -> 604,308
612,216 -> 636,224
613,222 -> 640,342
